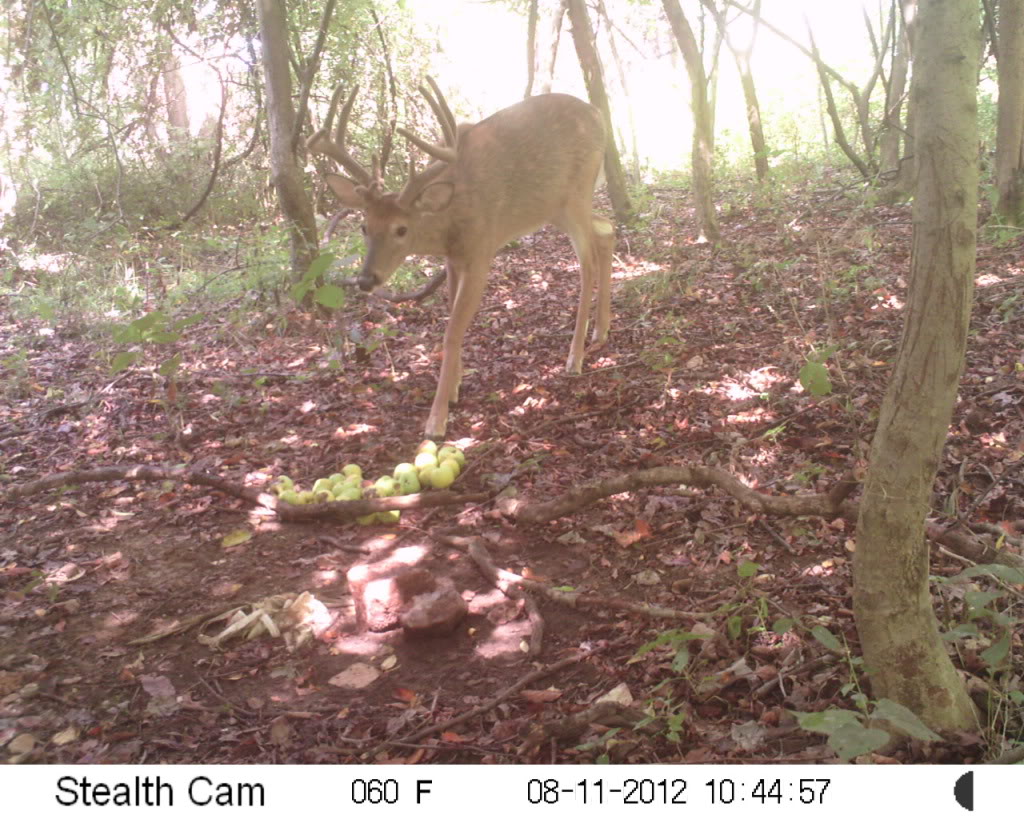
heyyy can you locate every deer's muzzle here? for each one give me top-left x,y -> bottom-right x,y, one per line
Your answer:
357,271 -> 379,292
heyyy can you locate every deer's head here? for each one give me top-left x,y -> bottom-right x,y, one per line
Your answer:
308,80 -> 459,292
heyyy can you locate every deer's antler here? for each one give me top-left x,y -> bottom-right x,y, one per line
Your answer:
306,85 -> 373,187
396,78 -> 460,204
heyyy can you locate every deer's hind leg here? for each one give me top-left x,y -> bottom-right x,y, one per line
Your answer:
558,206 -> 613,375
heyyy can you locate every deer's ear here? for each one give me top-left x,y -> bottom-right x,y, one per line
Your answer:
413,182 -> 454,213
326,174 -> 369,208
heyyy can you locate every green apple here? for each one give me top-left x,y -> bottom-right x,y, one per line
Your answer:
298,490 -> 317,504
356,513 -> 378,525
416,439 -> 438,456
278,489 -> 301,505
312,478 -> 334,495
430,463 -> 456,490
334,485 -> 362,501
342,463 -> 362,479
328,473 -> 344,484
272,476 -> 294,495
393,462 -> 417,479
414,451 -> 438,469
373,476 -> 397,497
377,510 -> 401,525
418,464 -> 436,486
397,470 -> 421,495
439,456 -> 461,478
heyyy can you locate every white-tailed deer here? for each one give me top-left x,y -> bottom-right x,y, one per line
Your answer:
307,79 -> 614,438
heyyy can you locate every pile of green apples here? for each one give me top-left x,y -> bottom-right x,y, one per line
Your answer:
270,441 -> 466,526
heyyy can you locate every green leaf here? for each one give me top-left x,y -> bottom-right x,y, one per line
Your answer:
799,360 -> 832,396
981,631 -> 1011,668
811,625 -> 843,652
170,314 -> 205,331
952,564 -> 1024,585
305,252 -> 336,281
147,331 -> 181,344
772,617 -> 796,634
111,351 -> 140,373
112,324 -> 143,344
671,646 -> 691,672
290,280 -> 313,303
792,708 -> 861,735
737,560 -> 760,578
964,590 -> 1003,611
870,699 -> 942,742
221,529 -> 253,548
726,615 -> 743,640
942,623 -> 979,641
828,723 -> 890,761
314,284 -> 346,309
158,353 -> 182,377
131,311 -> 165,332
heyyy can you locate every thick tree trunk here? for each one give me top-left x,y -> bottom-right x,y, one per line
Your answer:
704,0 -> 768,182
736,56 -> 768,182
879,14 -> 910,181
256,0 -> 318,284
565,0 -> 632,223
662,0 -> 719,244
854,0 -> 979,735
532,0 -> 567,96
525,0 -> 539,98
996,0 -> 1024,224
596,0 -> 641,184
163,52 -> 189,144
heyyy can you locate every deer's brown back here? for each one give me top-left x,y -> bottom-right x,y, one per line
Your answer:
449,94 -> 605,249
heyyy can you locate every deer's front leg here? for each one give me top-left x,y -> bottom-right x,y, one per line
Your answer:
424,262 -> 487,439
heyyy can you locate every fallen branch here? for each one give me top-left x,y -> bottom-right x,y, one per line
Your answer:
508,466 -> 1024,572
509,465 -> 853,524
2,464 -> 487,522
518,700 -> 651,755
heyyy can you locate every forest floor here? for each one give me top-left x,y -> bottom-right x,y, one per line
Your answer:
1,173 -> 1023,764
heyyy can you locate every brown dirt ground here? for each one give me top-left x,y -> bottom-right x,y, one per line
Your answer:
1,177 -> 1021,763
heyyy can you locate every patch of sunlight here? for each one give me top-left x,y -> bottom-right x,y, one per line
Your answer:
527,271 -> 550,292
615,260 -> 665,281
244,469 -> 272,487
300,400 -> 317,414
510,391 -> 551,417
20,252 -> 66,273
330,632 -> 395,658
696,378 -> 757,403
725,406 -> 774,427
872,293 -> 904,311
801,560 -> 841,579
312,568 -> 341,588
473,620 -> 533,661
98,609 -> 141,633
746,367 -> 785,392
333,422 -> 378,439
978,430 -> 1009,449
976,273 -> 1005,287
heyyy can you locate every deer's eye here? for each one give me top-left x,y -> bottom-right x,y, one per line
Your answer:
395,225 -> 408,238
